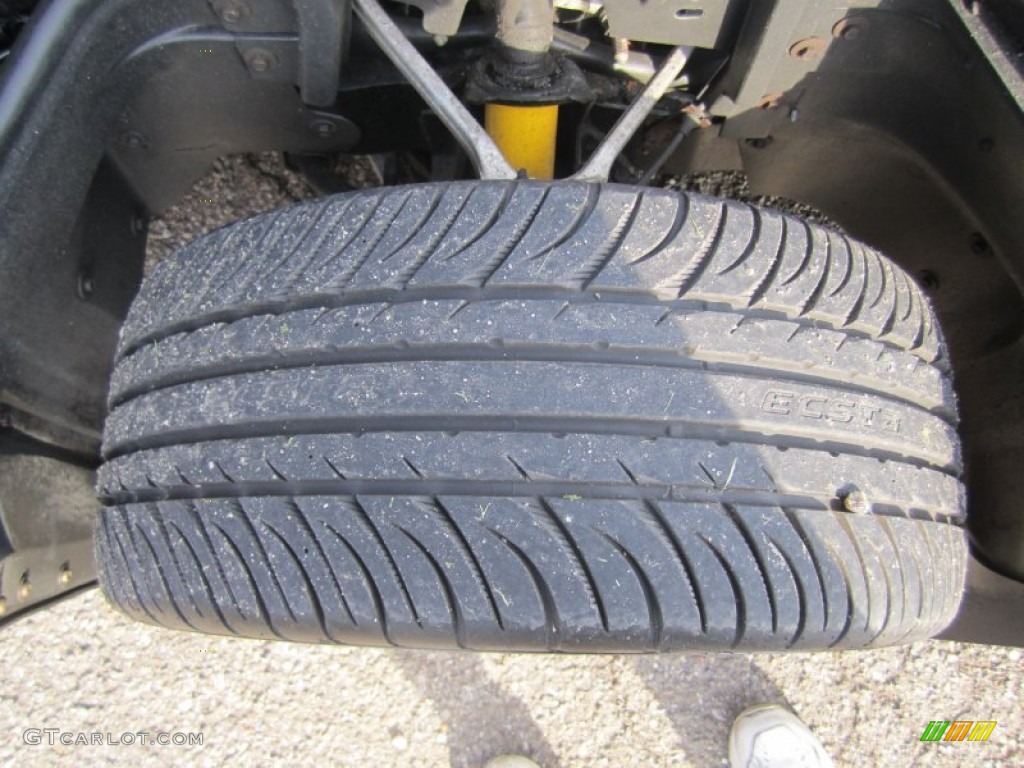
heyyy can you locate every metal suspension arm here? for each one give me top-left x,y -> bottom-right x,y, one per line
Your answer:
353,0 -> 518,180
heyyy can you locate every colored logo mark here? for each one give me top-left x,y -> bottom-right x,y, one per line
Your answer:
920,720 -> 997,742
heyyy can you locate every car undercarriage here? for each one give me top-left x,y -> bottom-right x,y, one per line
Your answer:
1,0 -> 1023,648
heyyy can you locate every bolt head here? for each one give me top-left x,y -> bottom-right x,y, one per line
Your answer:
842,489 -> 872,515
17,583 -> 31,600
59,568 -> 73,586
789,37 -> 827,61
833,17 -> 869,41
220,0 -> 249,23
245,49 -> 277,73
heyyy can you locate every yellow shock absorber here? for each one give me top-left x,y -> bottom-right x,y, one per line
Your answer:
485,103 -> 559,180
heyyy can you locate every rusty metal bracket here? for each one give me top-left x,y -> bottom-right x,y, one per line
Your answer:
292,0 -> 351,107
398,0 -> 472,38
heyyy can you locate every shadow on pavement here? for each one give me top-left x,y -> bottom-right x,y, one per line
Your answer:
631,654 -> 789,764
393,651 -> 561,768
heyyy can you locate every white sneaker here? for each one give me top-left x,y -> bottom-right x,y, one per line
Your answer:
484,756 -> 542,768
729,705 -> 835,768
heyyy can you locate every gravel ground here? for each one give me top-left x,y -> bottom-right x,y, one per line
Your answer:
2,154 -> 1020,768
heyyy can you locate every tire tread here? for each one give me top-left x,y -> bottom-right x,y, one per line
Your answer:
98,181 -> 965,651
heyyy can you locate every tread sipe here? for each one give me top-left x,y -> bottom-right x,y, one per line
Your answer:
96,181 -> 967,651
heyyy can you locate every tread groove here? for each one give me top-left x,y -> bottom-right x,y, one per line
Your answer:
669,202 -> 727,297
182,499 -> 251,631
111,509 -> 163,625
102,415 -> 961,478
433,497 -> 507,632
595,527 -> 663,649
616,458 -> 640,485
289,499 -> 357,626
768,537 -> 806,647
233,499 -> 299,623
748,216 -> 787,307
260,201 -> 338,286
716,204 -> 760,277
330,190 -> 413,289
261,520 -> 331,640
538,497 -> 609,634
98,460 -> 962,525
781,507 -> 831,638
827,234 -> 854,298
397,189 -> 474,287
476,188 -> 553,287
643,500 -> 706,634
150,510 -> 205,620
439,184 -> 516,263
350,497 -> 422,629
100,480 -> 957,529
393,524 -> 465,648
277,198 -> 365,292
628,194 -> 689,266
378,189 -> 446,265
322,520 -> 391,642
109,341 -> 956,423
207,519 -> 285,639
528,183 -> 599,265
116,287 -> 938,367
877,516 -> 917,644
131,512 -> 198,630
722,503 -> 777,634
490,530 -> 560,648
798,220 -> 831,317
842,244 -> 870,327
695,532 -> 743,647
835,513 -> 883,642
506,455 -> 533,481
577,193 -> 643,290
165,518 -> 236,633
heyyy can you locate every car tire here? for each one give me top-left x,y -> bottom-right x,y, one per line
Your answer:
96,181 -> 966,651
